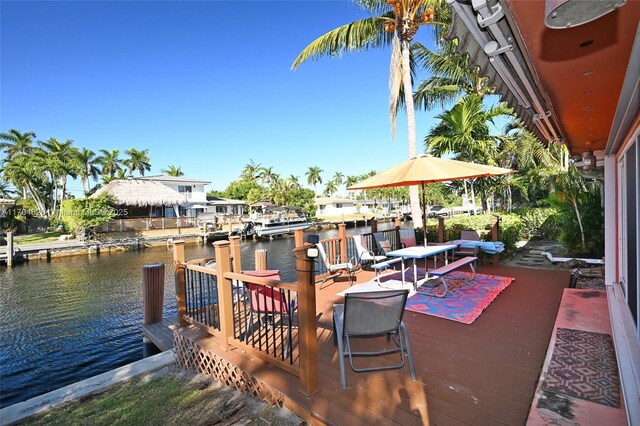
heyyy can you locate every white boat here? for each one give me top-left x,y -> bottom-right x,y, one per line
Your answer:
231,204 -> 311,238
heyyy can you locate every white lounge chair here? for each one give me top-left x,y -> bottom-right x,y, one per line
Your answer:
353,234 -> 386,266
316,243 -> 359,288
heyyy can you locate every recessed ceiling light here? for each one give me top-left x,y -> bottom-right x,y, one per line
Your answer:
582,70 -> 594,76
583,90 -> 592,95
583,106 -> 594,111
579,40 -> 594,48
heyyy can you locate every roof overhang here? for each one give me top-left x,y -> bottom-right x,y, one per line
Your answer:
447,0 -> 640,156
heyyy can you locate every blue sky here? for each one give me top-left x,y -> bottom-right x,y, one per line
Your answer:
2,0 -> 447,196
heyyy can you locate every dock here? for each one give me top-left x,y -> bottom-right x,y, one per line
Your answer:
142,318 -> 178,352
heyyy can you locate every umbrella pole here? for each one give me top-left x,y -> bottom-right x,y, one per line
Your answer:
422,182 -> 427,247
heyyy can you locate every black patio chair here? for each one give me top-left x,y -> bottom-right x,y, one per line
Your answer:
332,289 -> 416,389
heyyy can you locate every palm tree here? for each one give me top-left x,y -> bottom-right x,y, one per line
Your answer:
292,0 -> 445,228
0,129 -> 36,199
324,180 -> 338,197
0,181 -> 16,198
305,166 -> 323,195
426,94 -> 513,210
77,148 -> 101,195
161,165 -> 184,177
39,138 -> 79,215
241,159 -> 263,181
0,129 -> 36,159
97,149 -> 123,182
124,148 -> 151,177
288,175 -> 301,189
1,154 -> 48,215
259,166 -> 277,186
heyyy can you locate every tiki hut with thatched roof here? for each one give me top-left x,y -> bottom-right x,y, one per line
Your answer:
92,180 -> 187,217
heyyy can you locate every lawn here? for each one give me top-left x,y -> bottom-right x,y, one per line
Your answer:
24,366 -> 302,426
12,231 -> 65,244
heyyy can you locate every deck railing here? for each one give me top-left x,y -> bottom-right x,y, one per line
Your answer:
173,236 -> 317,394
182,258 -> 220,334
171,216 -> 501,397
99,216 -> 197,232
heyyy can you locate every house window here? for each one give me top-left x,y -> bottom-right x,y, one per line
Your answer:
336,203 -> 343,208
216,206 -> 226,214
178,185 -> 192,193
623,138 -> 638,325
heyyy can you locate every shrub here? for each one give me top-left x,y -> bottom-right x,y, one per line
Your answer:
517,207 -> 558,239
60,194 -> 116,240
557,190 -> 604,258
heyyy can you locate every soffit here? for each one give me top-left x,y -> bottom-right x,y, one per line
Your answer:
447,0 -> 640,156
504,0 -> 640,155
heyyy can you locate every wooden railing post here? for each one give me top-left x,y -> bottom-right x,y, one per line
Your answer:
255,249 -> 268,270
172,240 -> 188,327
371,218 -> 378,233
293,245 -> 318,397
438,217 -> 445,243
491,215 -> 501,266
229,235 -> 241,273
338,223 -> 347,262
6,231 -> 13,267
143,263 -> 165,324
213,240 -> 234,349
294,228 -> 305,248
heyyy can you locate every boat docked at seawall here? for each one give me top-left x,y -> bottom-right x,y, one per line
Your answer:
230,204 -> 311,238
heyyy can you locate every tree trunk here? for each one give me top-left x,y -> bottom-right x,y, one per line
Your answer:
83,176 -> 90,195
401,39 -> 422,229
470,181 -> 477,214
572,200 -> 587,252
26,182 -> 47,217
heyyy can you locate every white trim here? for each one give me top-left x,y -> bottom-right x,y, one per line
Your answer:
605,154 -> 617,287
608,284 -> 640,425
611,132 -> 640,424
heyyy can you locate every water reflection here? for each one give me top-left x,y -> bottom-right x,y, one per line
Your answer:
0,223 -> 398,407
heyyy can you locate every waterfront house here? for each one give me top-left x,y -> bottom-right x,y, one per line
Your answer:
92,179 -> 187,218
314,197 -> 407,218
135,175 -> 211,217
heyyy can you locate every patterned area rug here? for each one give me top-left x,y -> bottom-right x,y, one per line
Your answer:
385,269 -> 515,324
541,328 -> 620,407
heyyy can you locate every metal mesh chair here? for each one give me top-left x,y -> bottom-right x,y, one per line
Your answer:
332,289 -> 416,389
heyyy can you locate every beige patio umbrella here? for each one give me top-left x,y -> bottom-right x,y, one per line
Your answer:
347,154 -> 514,245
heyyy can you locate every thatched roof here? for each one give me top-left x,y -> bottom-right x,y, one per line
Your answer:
91,180 -> 187,207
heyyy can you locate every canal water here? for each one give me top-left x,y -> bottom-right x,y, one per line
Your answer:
0,224 -> 399,408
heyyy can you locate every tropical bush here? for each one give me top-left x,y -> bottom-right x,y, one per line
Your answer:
516,207 -> 559,239
60,194 -> 116,240
553,190 -> 604,258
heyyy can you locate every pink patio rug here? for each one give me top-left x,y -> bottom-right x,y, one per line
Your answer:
380,269 -> 515,324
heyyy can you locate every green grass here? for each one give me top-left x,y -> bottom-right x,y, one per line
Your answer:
13,231 -> 65,244
26,369 -> 301,426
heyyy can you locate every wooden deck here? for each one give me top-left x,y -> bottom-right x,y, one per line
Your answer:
164,264 -> 570,425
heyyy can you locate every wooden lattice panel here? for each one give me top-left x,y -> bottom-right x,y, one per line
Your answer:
173,331 -> 285,407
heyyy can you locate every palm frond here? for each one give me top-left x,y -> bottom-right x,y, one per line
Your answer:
292,16 -> 392,69
414,76 -> 464,109
355,0 -> 392,15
